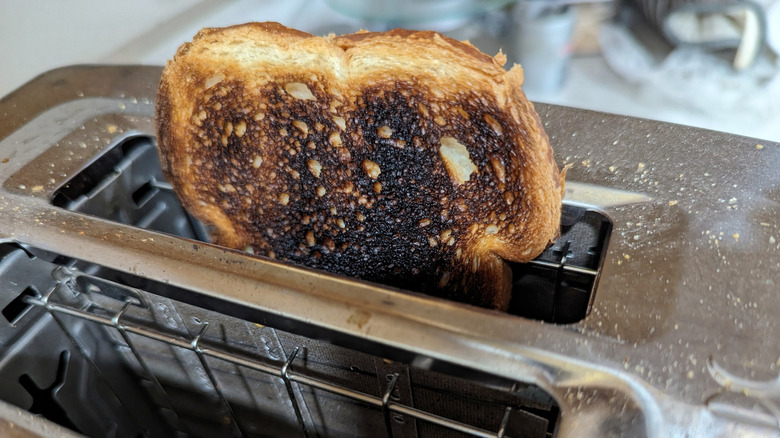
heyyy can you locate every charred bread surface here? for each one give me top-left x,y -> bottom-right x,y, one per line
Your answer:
156,22 -> 564,310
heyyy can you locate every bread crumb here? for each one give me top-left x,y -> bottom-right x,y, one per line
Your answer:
434,116 -> 446,126
285,82 -> 316,100
316,186 -> 326,197
329,132 -> 342,147
733,233 -> 739,242
490,158 -> 506,184
234,120 -> 247,137
378,125 -> 393,138
439,137 -> 476,184
373,182 -> 382,193
252,155 -> 263,168
438,271 -> 451,287
279,193 -> 290,205
362,160 -> 381,179
756,144 -> 763,149
485,224 -> 498,234
669,200 -> 678,206
307,159 -> 322,178
333,116 -> 346,130
293,120 -> 309,136
419,218 -> 431,227
483,114 -> 502,134
336,218 -> 346,229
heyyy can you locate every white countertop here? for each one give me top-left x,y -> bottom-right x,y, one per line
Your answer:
2,0 -> 778,143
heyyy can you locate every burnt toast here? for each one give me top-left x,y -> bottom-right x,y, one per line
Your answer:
156,22 -> 564,310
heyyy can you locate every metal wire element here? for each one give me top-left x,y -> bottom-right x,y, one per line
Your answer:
27,290 -> 150,433
191,322 -> 246,438
281,347 -> 308,437
111,301 -> 188,435
497,406 -> 513,438
382,373 -> 400,437
25,297 -> 520,438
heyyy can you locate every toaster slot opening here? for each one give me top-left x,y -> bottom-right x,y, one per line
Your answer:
0,242 -> 561,438
52,135 -> 611,323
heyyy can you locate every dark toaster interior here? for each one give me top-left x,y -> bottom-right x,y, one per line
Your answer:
0,134 -> 613,437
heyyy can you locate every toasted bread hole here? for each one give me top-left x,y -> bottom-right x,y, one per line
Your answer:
456,106 -> 469,119
456,248 -> 462,258
329,132 -> 343,147
418,103 -> 429,117
485,224 -> 499,234
220,135 -> 229,147
419,218 -> 431,227
213,102 -> 222,110
336,218 -> 346,229
440,229 -> 452,242
205,73 -> 224,89
306,141 -> 316,150
252,155 -> 263,168
447,237 -> 455,246
333,116 -> 346,131
285,82 -> 316,100
469,223 -> 479,234
279,193 -> 290,205
428,237 -> 438,247
330,207 -> 338,215
484,114 -> 503,135
373,182 -> 382,193
302,215 -> 311,225
499,213 -> 507,221
224,121 -> 233,137
356,212 -> 365,222
378,125 -> 393,138
316,186 -> 326,197
438,271 -> 451,288
305,231 -> 316,247
307,159 -> 322,178
362,160 -> 381,179
434,116 -> 447,126
292,120 -> 309,136
490,158 -> 506,184
254,112 -> 265,121
439,137 -> 477,185
279,128 -> 288,137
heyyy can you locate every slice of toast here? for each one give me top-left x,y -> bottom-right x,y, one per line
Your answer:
156,22 -> 564,310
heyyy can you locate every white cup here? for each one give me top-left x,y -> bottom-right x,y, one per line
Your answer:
513,4 -> 576,94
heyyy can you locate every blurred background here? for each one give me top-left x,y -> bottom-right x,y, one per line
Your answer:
1,0 -> 778,142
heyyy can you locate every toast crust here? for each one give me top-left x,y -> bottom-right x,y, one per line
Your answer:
157,22 -> 564,310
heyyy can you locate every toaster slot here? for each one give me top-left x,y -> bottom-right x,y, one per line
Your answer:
51,135 -> 611,324
0,242 -> 560,437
